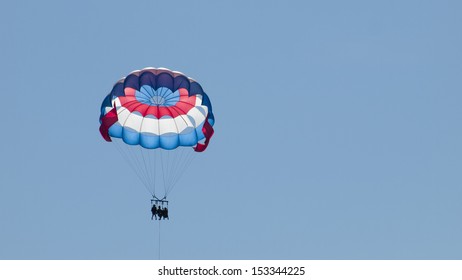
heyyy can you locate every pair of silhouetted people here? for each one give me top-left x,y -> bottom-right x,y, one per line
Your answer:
151,205 -> 169,220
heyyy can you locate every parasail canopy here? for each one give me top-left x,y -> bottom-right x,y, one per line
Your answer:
99,67 -> 215,198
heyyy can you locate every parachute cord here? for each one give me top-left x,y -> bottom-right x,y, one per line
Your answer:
113,140 -> 154,197
139,146 -> 155,195
160,150 -> 167,197
153,150 -> 157,197
167,147 -> 183,191
165,149 -> 196,197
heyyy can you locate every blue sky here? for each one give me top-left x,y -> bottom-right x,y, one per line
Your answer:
1,0 -> 461,259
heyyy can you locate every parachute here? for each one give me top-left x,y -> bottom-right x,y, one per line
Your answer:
99,67 -> 215,202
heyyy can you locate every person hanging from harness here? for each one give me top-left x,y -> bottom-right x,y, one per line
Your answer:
151,204 -> 158,220
157,206 -> 167,220
161,206 -> 169,220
